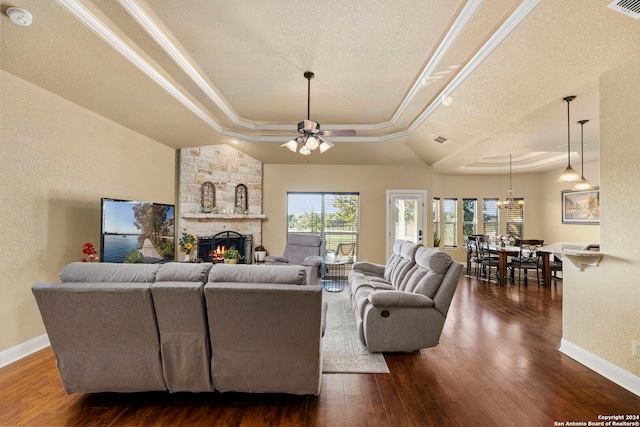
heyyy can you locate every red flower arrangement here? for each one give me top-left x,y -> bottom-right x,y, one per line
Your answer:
81,242 -> 99,262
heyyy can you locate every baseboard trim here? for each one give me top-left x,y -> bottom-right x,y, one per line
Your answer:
559,338 -> 639,396
0,335 -> 50,368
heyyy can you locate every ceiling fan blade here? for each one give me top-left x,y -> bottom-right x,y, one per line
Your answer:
321,129 -> 356,137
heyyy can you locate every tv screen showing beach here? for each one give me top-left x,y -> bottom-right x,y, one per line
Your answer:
100,199 -> 175,263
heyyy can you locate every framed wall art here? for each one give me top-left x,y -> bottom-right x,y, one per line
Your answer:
561,187 -> 600,224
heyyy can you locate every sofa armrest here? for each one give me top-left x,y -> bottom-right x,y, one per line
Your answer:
368,290 -> 434,308
265,255 -> 288,264
352,261 -> 385,277
302,257 -> 322,267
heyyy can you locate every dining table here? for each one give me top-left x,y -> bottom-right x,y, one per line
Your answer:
487,245 -> 551,286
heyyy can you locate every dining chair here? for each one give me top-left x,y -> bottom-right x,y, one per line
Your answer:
334,242 -> 356,263
549,254 -> 563,280
477,236 -> 500,282
509,239 -> 544,286
466,236 -> 477,276
467,235 -> 489,277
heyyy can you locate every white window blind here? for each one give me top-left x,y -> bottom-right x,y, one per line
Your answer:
506,200 -> 524,241
483,198 -> 499,238
443,198 -> 458,247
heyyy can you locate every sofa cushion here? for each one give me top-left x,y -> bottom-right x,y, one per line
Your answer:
416,247 -> 453,274
208,264 -> 306,285
383,241 -> 419,284
404,247 -> 453,298
59,262 -> 158,283
157,262 -> 213,283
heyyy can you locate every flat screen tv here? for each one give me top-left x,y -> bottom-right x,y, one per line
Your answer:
100,198 -> 175,263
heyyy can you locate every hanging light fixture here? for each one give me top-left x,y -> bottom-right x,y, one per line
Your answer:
497,154 -> 524,210
572,119 -> 594,191
557,96 -> 582,182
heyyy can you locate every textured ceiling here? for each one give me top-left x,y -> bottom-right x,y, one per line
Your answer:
2,0 -> 640,173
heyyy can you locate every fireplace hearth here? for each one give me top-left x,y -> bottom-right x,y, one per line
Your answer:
198,231 -> 253,263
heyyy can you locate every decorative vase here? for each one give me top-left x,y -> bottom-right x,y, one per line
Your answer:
224,258 -> 237,264
500,243 -> 506,248
254,251 -> 266,263
184,252 -> 191,262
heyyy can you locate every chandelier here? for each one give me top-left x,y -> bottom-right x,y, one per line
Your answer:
497,154 -> 524,210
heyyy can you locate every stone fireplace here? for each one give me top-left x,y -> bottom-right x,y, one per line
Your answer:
179,145 -> 265,262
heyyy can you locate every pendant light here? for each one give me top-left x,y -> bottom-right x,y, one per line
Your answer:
572,119 -> 594,191
557,95 -> 582,182
497,154 -> 524,209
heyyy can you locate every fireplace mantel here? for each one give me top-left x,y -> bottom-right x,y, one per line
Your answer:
181,213 -> 266,220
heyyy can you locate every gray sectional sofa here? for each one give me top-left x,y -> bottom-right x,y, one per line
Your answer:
348,240 -> 463,352
32,262 -> 325,396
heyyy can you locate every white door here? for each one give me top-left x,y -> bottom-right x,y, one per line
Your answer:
386,190 -> 426,258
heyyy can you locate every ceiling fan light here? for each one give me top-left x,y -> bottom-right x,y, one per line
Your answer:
306,136 -> 319,150
319,140 -> 334,153
281,139 -> 298,152
556,165 -> 582,182
299,145 -> 311,155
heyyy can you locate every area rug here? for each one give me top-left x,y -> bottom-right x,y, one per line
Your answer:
321,289 -> 390,374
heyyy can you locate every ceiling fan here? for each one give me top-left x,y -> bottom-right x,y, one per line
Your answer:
281,71 -> 356,155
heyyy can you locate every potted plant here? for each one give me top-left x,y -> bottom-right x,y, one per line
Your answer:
179,230 -> 196,262
223,247 -> 242,264
254,244 -> 267,263
433,230 -> 442,248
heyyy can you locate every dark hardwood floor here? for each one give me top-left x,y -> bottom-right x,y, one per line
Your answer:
1,276 -> 638,426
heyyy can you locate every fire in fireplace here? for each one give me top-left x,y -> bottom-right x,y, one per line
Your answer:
197,231 -> 253,263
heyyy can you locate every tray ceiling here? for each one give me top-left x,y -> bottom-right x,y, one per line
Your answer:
2,0 -> 640,172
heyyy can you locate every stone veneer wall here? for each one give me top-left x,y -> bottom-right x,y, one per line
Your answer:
179,145 -> 263,260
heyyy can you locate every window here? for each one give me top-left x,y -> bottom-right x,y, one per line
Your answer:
443,198 -> 458,247
483,198 -> 499,239
287,192 -> 359,263
506,200 -> 524,242
432,197 -> 441,245
462,198 -> 477,245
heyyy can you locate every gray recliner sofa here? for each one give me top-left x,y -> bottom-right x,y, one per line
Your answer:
32,261 -> 325,395
348,240 -> 463,352
264,233 -> 326,286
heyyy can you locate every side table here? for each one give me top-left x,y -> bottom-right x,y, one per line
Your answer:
322,260 -> 346,292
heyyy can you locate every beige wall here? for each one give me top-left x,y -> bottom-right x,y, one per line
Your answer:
540,161 -> 600,243
263,164 -> 433,265
0,71 -> 176,352
561,54 -> 640,376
